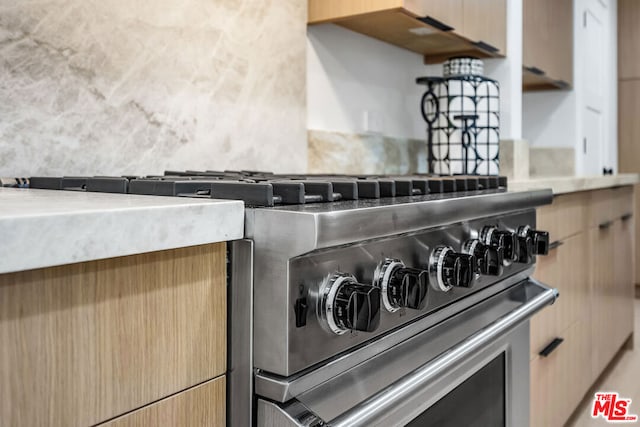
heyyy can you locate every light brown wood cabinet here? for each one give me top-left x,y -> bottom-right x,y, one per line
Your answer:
99,376 -> 226,427
618,0 -> 640,80
530,319 -> 592,427
462,0 -> 507,54
523,0 -> 573,91
613,216 -> 635,344
618,0 -> 640,286
0,243 -> 227,427
308,0 -> 506,63
619,81 -> 640,176
535,192 -> 587,243
530,188 -> 635,427
405,0 -> 464,30
530,232 -> 589,360
590,223 -> 618,377
590,196 -> 634,379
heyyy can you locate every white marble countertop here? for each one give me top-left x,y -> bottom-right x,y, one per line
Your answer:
509,174 -> 640,195
0,188 -> 244,275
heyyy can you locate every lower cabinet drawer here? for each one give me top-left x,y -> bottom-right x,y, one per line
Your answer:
0,244 -> 227,427
589,186 -> 634,229
530,320 -> 591,427
99,376 -> 226,427
612,186 -> 634,221
537,192 -> 588,242
530,233 -> 589,359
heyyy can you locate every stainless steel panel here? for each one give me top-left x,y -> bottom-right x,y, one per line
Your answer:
253,208 -> 543,376
228,240 -> 254,427
256,278 -> 555,427
326,279 -> 557,426
246,190 -> 552,255
254,269 -> 533,402
257,400 -> 323,427
258,328 -> 530,427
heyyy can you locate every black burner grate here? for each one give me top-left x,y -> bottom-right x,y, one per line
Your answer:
28,171 -> 508,207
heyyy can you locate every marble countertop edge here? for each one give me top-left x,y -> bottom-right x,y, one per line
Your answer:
509,174 -> 640,195
0,188 -> 245,275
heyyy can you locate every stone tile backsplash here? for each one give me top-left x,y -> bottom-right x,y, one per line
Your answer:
0,0 -> 307,176
308,130 -> 428,175
529,147 -> 575,177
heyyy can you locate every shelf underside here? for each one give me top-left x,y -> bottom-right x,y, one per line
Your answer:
522,68 -> 572,91
317,10 -> 504,64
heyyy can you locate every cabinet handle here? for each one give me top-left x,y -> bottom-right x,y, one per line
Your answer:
525,66 -> 546,76
621,213 -> 633,222
473,40 -> 499,53
539,337 -> 564,357
416,16 -> 453,32
599,220 -> 613,229
548,240 -> 564,251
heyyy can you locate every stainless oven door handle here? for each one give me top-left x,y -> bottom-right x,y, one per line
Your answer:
328,278 -> 559,427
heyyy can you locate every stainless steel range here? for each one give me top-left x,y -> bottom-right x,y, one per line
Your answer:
28,172 -> 558,427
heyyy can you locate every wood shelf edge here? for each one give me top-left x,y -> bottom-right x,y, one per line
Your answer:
308,7 -> 403,25
523,67 -> 572,92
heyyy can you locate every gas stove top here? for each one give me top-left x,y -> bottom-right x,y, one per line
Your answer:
27,171 -> 508,207
21,168 -> 555,426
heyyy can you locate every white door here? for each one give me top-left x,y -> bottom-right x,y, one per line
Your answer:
581,3 -> 606,175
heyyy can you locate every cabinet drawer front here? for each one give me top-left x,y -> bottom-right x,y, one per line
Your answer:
0,243 -> 227,427
612,185 -> 634,220
590,226 -> 616,378
590,189 -> 614,228
589,187 -> 633,229
613,219 -> 635,344
591,219 -> 635,378
99,376 -> 225,427
537,192 -> 587,242
530,320 -> 591,427
531,233 -> 589,358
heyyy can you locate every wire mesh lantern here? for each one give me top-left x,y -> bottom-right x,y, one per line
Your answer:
416,57 -> 500,175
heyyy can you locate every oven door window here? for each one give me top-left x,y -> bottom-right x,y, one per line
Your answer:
407,353 -> 505,427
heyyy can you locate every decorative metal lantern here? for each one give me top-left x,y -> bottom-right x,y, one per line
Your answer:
417,57 -> 500,175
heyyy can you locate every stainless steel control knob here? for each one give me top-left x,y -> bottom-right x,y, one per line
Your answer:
481,226 -> 520,265
374,259 -> 429,312
462,239 -> 504,276
428,246 -> 477,292
318,273 -> 381,335
518,225 -> 550,256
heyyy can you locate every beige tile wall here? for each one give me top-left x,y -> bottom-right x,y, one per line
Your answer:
0,0 -> 307,176
529,147 -> 575,177
308,130 -> 427,175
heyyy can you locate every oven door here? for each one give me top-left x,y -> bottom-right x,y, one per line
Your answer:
256,278 -> 557,427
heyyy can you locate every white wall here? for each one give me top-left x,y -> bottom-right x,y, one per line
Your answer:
308,0 -> 523,142
523,0 -> 618,175
485,0 -> 523,140
307,24 -> 426,140
522,92 -> 577,149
